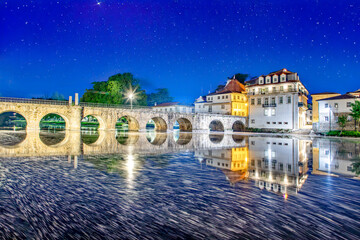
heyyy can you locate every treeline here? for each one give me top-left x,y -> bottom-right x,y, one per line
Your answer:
81,72 -> 173,106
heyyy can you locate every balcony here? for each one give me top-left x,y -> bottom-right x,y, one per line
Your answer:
262,103 -> 277,107
248,89 -> 298,96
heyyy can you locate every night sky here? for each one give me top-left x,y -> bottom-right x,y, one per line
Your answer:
1,0 -> 359,104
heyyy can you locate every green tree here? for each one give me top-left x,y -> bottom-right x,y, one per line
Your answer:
233,73 -> 249,84
81,73 -> 147,106
147,88 -> 174,106
350,101 -> 360,131
337,115 -> 347,134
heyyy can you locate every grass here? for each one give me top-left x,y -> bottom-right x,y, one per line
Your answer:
326,130 -> 360,137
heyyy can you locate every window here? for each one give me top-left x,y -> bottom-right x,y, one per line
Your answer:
280,86 -> 284,91
281,76 -> 286,82
265,98 -> 269,105
251,141 -> 255,145
287,96 -> 291,104
324,116 -> 329,121
218,96 -> 220,99
208,105 -> 212,112
325,103 -> 328,108
288,165 -> 292,172
257,98 -> 261,105
347,102 -> 351,107
334,103 -> 338,108
273,76 -> 278,83
251,119 -> 255,124
347,166 -> 353,171
226,95 -> 228,99
251,99 -> 255,105
279,163 -> 283,171
259,79 -> 263,84
271,109 -> 276,116
221,105 -> 225,109
266,76 -> 271,83
279,96 -> 283,104
267,122 -> 270,124
222,96 -> 224,99
273,122 -> 276,124
284,122 -> 288,125
271,97 -> 276,104
272,87 -> 276,93
278,122 -> 282,124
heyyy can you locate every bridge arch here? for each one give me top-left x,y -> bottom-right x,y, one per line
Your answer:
175,118 -> 192,132
146,131 -> 167,145
0,111 -> 28,131
209,133 -> 224,144
147,117 -> 167,132
232,120 -> 246,132
81,114 -> 105,130
117,115 -> 140,131
209,120 -> 224,132
174,132 -> 192,145
39,113 -> 69,131
116,132 -> 140,145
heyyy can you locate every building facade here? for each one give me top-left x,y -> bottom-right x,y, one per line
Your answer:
316,93 -> 359,132
152,102 -> 194,114
311,92 -> 341,128
194,77 -> 248,116
246,69 -> 309,130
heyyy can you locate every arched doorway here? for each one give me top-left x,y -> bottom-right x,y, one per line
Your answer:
116,116 -> 139,131
146,117 -> 167,132
174,118 -> 192,132
209,120 -> 224,132
0,111 -> 27,131
39,113 -> 66,131
232,121 -> 245,132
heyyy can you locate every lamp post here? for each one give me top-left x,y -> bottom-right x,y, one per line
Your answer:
128,93 -> 134,109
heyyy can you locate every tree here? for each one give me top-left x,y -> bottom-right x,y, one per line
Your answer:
147,88 -> 174,106
81,73 -> 147,106
350,101 -> 360,131
233,73 -> 249,84
51,92 -> 65,101
337,115 -> 347,134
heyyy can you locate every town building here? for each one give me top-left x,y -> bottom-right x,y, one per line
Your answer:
306,108 -> 313,125
315,93 -> 359,132
310,92 -> 341,127
245,68 -> 309,130
152,102 -> 194,114
194,76 -> 248,116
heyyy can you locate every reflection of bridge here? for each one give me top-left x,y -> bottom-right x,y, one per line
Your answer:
0,98 -> 247,132
0,131 -> 247,158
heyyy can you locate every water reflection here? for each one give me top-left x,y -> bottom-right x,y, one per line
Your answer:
0,130 -> 360,238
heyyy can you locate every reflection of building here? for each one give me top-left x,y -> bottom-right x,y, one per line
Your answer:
246,69 -> 309,130
194,76 -> 248,116
312,138 -> 359,176
152,102 -> 194,113
196,136 -> 310,196
247,137 -> 309,195
316,93 -> 359,132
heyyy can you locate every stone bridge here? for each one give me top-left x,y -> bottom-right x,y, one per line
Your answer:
0,97 -> 247,132
0,131 -> 247,158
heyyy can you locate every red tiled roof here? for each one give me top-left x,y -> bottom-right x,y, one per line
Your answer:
208,78 -> 246,96
311,92 -> 339,95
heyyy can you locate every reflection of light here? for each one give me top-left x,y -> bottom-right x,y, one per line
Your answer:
284,175 -> 288,185
255,171 -> 259,178
126,154 -> 135,184
283,193 -> 288,200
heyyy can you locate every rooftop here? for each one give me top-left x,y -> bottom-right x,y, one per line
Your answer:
318,93 -> 359,101
311,92 -> 339,96
208,77 -> 246,96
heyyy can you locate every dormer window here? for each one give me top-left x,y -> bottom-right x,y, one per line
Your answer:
280,74 -> 286,82
265,76 -> 271,84
259,77 -> 264,84
273,75 -> 278,83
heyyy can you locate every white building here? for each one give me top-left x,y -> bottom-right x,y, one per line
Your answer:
245,68 -> 309,130
316,93 -> 359,132
152,102 -> 194,114
306,108 -> 313,125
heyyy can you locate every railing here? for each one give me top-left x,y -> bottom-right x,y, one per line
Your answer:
262,103 -> 277,107
248,89 -> 298,96
0,97 -> 68,105
79,102 -> 151,110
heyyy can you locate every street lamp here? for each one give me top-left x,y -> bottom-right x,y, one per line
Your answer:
128,93 -> 134,109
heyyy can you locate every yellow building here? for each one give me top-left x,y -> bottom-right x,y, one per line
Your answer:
194,76 -> 248,116
311,92 -> 340,123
